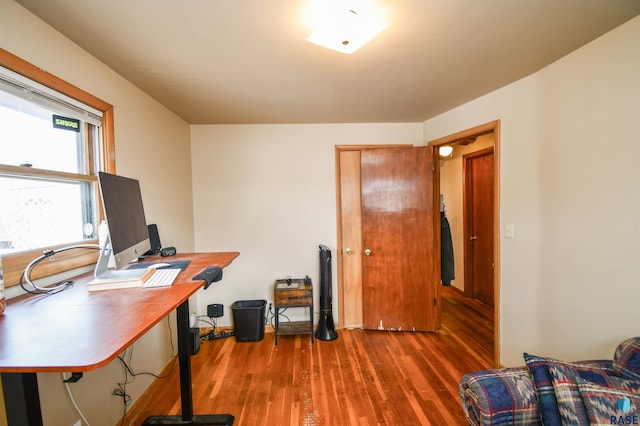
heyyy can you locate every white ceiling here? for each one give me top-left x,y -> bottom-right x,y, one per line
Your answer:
15,0 -> 640,124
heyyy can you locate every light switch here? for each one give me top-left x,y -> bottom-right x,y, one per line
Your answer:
505,223 -> 515,239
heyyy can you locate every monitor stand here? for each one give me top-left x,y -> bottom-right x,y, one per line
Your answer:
94,233 -> 147,281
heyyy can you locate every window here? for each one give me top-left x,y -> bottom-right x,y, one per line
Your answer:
0,48 -> 115,288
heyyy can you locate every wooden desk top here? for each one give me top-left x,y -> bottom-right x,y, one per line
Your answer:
0,252 -> 239,373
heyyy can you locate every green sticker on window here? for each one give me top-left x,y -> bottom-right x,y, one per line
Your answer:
52,115 -> 80,132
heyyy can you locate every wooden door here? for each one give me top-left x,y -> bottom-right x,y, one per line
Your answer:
360,147 -> 438,331
339,149 -> 364,328
464,148 -> 494,306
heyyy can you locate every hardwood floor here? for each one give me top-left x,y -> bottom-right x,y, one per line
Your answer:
124,287 -> 493,425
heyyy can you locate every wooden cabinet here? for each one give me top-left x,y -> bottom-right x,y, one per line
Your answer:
273,278 -> 314,345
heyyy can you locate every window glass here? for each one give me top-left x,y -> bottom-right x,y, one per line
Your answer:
0,90 -> 83,174
0,176 -> 95,255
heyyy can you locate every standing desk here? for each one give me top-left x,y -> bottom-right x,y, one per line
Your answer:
0,252 -> 239,425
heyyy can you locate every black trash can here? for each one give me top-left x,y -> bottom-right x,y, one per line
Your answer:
231,300 -> 267,342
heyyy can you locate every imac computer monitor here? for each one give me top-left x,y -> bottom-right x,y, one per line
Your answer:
94,172 -> 151,280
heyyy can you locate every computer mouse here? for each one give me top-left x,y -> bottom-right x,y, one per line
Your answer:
147,262 -> 171,269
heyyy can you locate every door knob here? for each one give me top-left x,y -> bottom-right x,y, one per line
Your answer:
470,236 -> 478,241
364,248 -> 372,256
345,248 -> 353,255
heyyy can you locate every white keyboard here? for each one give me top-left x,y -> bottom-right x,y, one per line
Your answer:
141,268 -> 181,288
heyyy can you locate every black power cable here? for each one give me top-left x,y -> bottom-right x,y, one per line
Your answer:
115,316 -> 177,425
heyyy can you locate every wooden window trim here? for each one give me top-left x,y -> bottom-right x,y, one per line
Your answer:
0,48 -> 115,288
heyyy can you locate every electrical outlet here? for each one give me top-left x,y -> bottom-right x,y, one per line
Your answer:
207,303 -> 223,318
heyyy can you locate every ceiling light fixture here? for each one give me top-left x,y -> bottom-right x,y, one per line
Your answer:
305,1 -> 387,54
439,146 -> 454,157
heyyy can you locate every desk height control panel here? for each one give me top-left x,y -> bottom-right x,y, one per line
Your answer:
273,278 -> 314,345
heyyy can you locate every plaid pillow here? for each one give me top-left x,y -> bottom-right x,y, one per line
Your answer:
548,363 -> 630,425
524,354 -> 615,426
523,353 -> 562,426
577,376 -> 640,425
612,337 -> 640,381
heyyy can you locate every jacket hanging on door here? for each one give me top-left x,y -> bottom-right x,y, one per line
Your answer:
441,210 -> 455,286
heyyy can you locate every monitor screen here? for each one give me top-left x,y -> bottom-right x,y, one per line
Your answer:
94,172 -> 151,279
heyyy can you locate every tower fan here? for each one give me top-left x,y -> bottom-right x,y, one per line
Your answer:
315,245 -> 338,341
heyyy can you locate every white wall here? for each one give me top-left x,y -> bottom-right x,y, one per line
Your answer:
0,1 -> 194,425
190,124 -> 423,326
424,16 -> 640,366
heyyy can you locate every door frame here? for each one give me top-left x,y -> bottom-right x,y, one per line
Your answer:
427,120 -> 501,367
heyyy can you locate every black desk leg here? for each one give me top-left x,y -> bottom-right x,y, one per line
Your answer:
177,300 -> 195,420
143,300 -> 234,426
1,372 -> 43,426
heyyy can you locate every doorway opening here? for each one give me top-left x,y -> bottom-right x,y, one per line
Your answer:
429,120 -> 500,366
